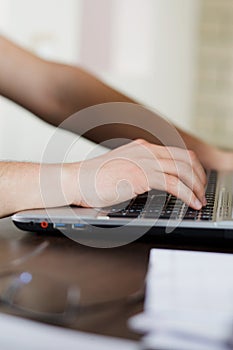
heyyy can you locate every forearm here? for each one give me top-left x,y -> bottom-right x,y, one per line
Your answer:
46,64 -> 134,122
39,62 -> 223,168
1,36 -> 231,170
177,128 -> 226,170
24,61 -> 227,169
52,67 -> 227,169
0,162 -> 76,218
49,67 -> 223,168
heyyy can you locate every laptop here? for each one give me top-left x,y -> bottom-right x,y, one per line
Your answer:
11,169 -> 233,241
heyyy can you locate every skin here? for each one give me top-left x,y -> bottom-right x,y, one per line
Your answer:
1,35 -> 233,218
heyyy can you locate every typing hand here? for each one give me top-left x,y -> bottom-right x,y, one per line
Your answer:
66,139 -> 207,210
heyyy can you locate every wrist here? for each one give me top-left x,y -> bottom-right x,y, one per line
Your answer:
199,146 -> 232,171
62,162 -> 81,206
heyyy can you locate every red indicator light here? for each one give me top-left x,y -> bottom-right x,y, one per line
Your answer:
40,221 -> 49,229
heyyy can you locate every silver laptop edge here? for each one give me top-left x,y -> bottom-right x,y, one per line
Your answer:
12,170 -> 233,233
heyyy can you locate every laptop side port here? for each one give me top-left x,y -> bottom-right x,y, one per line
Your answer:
53,223 -> 67,229
72,223 -> 86,230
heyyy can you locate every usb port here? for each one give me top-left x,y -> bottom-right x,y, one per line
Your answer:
72,223 -> 86,229
54,223 -> 66,229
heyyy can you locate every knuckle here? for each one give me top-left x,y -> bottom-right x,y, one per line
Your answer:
196,181 -> 205,195
188,150 -> 197,162
166,146 -> 174,154
134,138 -> 148,146
182,162 -> 192,175
166,175 -> 179,192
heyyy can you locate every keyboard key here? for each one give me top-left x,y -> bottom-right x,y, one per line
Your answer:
107,171 -> 217,221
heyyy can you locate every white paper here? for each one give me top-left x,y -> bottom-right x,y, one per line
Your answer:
146,249 -> 233,315
129,249 -> 233,350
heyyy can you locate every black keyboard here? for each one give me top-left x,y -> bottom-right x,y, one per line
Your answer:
108,171 -> 217,221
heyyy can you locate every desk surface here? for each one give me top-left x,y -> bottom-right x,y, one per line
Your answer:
1,217 -> 233,340
0,217 -> 151,340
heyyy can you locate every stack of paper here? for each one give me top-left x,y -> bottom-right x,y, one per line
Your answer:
130,249 -> 233,350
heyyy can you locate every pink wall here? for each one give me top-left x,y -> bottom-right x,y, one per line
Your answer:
79,0 -> 114,71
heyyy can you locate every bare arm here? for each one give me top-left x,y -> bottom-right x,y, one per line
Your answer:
0,162 -> 75,218
0,35 -> 132,124
1,35 -> 233,217
1,35 -> 232,170
0,141 -> 208,218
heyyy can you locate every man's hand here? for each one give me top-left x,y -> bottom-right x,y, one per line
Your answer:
66,139 -> 207,210
0,140 -> 206,218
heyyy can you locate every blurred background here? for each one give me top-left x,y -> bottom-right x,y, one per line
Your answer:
0,0 -> 232,162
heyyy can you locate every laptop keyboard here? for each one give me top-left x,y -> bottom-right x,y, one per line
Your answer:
108,171 -> 217,221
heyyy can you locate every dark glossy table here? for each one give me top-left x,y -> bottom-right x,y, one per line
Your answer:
0,217 -> 151,340
0,217 -> 233,341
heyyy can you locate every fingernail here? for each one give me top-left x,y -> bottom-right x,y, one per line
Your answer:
195,199 -> 202,210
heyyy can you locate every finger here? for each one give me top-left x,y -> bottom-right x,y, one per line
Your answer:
137,157 -> 206,205
124,139 -> 205,186
156,159 -> 206,205
147,171 -> 203,210
147,144 -> 207,187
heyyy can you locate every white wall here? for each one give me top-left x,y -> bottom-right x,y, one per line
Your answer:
0,0 -> 90,162
0,0 -> 200,162
79,0 -> 200,130
0,0 -> 82,64
194,0 -> 233,149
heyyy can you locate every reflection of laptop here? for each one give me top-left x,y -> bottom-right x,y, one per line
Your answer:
12,170 -> 233,240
